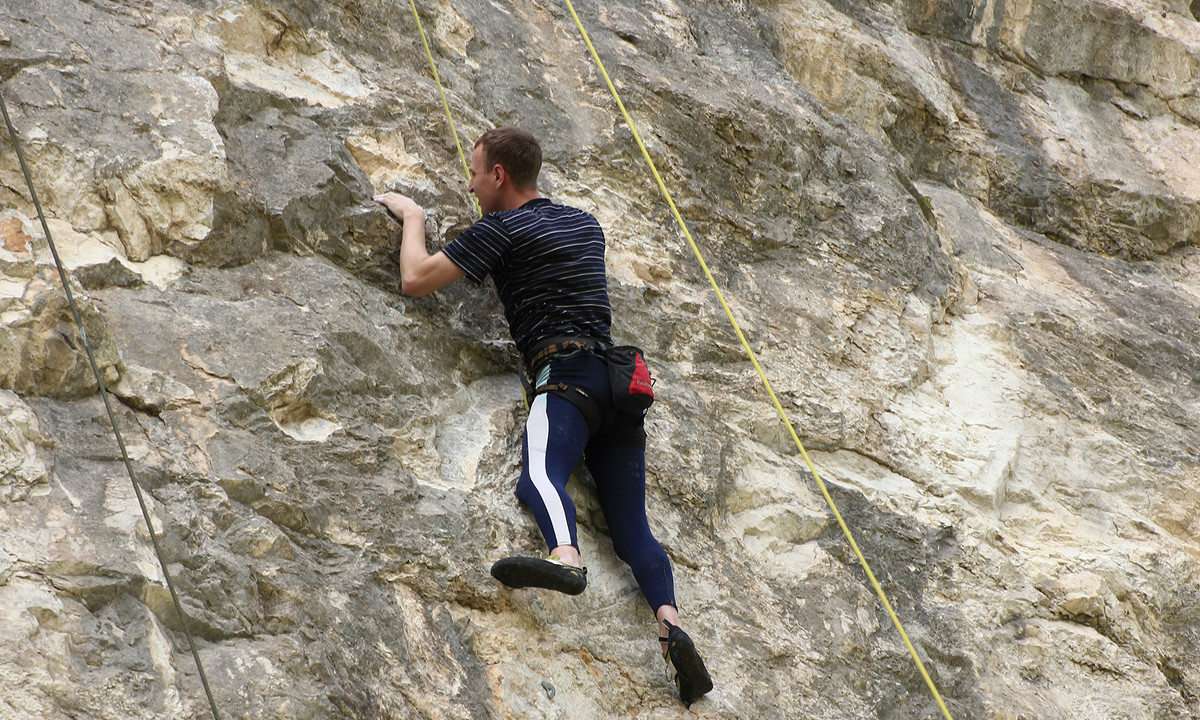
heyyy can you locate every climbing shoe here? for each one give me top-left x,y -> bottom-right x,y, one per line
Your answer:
661,620 -> 713,707
490,555 -> 588,596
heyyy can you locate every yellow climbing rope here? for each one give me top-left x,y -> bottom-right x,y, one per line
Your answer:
407,0 -> 529,410
559,1 -> 956,718
407,0 -> 480,217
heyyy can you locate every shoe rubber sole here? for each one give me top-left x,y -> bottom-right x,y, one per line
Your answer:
664,621 -> 713,707
490,556 -> 587,595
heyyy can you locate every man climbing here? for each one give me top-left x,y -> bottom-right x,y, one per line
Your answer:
374,126 -> 712,706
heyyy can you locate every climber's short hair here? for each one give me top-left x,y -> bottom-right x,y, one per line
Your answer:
476,126 -> 542,190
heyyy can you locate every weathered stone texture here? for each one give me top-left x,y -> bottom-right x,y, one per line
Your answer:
2,1 -> 1198,719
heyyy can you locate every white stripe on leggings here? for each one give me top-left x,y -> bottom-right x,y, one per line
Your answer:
527,393 -> 572,546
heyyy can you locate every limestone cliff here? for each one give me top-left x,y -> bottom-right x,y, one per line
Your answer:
2,1 -> 1199,718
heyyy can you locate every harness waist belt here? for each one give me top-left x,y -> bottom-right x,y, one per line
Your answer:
524,336 -> 608,371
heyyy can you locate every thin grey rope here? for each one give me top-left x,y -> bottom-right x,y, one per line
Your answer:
0,91 -> 223,720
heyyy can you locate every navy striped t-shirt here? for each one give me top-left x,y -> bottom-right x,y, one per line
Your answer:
442,198 -> 612,356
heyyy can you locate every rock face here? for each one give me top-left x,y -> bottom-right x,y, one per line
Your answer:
2,1 -> 1198,718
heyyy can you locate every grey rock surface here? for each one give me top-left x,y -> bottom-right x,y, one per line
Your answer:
1,0 -> 1198,718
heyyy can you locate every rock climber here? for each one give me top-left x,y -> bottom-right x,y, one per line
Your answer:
373,126 -> 712,706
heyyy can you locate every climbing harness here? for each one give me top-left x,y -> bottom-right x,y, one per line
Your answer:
559,2 -> 956,717
0,94 -> 223,720
530,381 -> 603,435
524,337 -> 605,370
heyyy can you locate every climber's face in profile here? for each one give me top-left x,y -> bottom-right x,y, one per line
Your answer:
468,144 -> 502,214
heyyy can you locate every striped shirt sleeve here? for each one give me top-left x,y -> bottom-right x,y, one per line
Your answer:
442,215 -> 511,284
